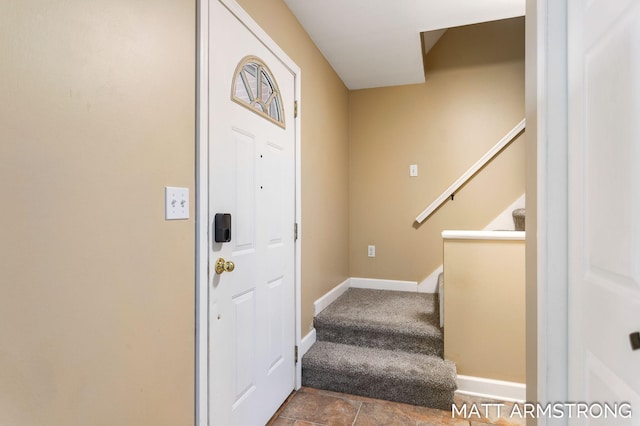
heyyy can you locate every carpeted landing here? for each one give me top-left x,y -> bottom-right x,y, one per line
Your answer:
302,288 -> 457,410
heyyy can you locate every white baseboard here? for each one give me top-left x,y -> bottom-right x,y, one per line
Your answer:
350,277 -> 417,292
456,375 -> 526,403
418,266 -> 442,293
300,328 -> 316,358
314,278 -> 350,316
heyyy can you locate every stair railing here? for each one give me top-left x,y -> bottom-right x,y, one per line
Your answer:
415,118 -> 526,224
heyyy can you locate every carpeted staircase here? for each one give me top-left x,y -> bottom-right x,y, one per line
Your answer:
302,288 -> 457,410
302,208 -> 525,409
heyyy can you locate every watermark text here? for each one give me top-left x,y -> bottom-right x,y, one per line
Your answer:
452,402 -> 632,419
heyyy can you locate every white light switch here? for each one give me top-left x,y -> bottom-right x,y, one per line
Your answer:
165,187 -> 189,220
368,245 -> 376,257
409,164 -> 418,177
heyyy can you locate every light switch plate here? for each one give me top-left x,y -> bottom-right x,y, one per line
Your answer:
165,187 -> 189,220
409,164 -> 418,177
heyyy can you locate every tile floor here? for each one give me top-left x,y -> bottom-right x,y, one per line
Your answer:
267,387 -> 526,426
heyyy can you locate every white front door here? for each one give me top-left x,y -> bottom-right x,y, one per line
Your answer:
567,0 -> 640,419
207,1 -> 297,424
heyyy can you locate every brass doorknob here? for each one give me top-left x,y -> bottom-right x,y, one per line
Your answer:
215,258 -> 235,274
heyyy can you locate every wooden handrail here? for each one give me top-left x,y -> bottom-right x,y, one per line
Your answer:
415,119 -> 526,224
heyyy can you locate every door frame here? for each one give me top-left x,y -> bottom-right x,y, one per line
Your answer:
526,0 -> 570,415
195,1 -> 303,424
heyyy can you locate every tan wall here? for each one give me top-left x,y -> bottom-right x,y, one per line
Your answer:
236,0 -> 350,332
443,237 -> 526,383
0,1 -> 195,425
349,17 -> 525,283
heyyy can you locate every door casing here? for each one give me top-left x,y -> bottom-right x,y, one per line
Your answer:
525,0 -> 571,411
195,1 -> 303,424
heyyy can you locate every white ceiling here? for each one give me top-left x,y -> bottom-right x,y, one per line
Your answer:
283,0 -> 526,90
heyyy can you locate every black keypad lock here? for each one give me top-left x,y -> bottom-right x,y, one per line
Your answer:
214,213 -> 232,243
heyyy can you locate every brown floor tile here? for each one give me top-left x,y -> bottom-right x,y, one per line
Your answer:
363,399 -> 468,425
299,387 -> 382,404
269,418 -> 297,426
402,403 -> 466,424
279,390 -> 361,425
267,392 -> 298,425
354,401 -> 421,425
470,421 -> 524,426
416,420 -> 470,426
271,388 -> 520,426
353,401 -> 471,426
270,419 -> 321,426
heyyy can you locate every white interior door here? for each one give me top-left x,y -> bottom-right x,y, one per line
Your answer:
208,1 -> 297,424
568,0 -> 640,421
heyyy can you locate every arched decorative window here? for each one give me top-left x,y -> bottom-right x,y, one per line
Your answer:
232,56 -> 285,128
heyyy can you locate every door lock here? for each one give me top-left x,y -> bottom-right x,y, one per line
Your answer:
214,213 -> 232,243
215,258 -> 235,274
630,332 -> 640,351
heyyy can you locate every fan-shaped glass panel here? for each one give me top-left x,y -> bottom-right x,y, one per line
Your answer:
232,56 -> 285,127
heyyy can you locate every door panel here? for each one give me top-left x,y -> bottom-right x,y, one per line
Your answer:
231,129 -> 257,254
233,290 -> 256,404
267,278 -> 285,373
568,0 -> 640,420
